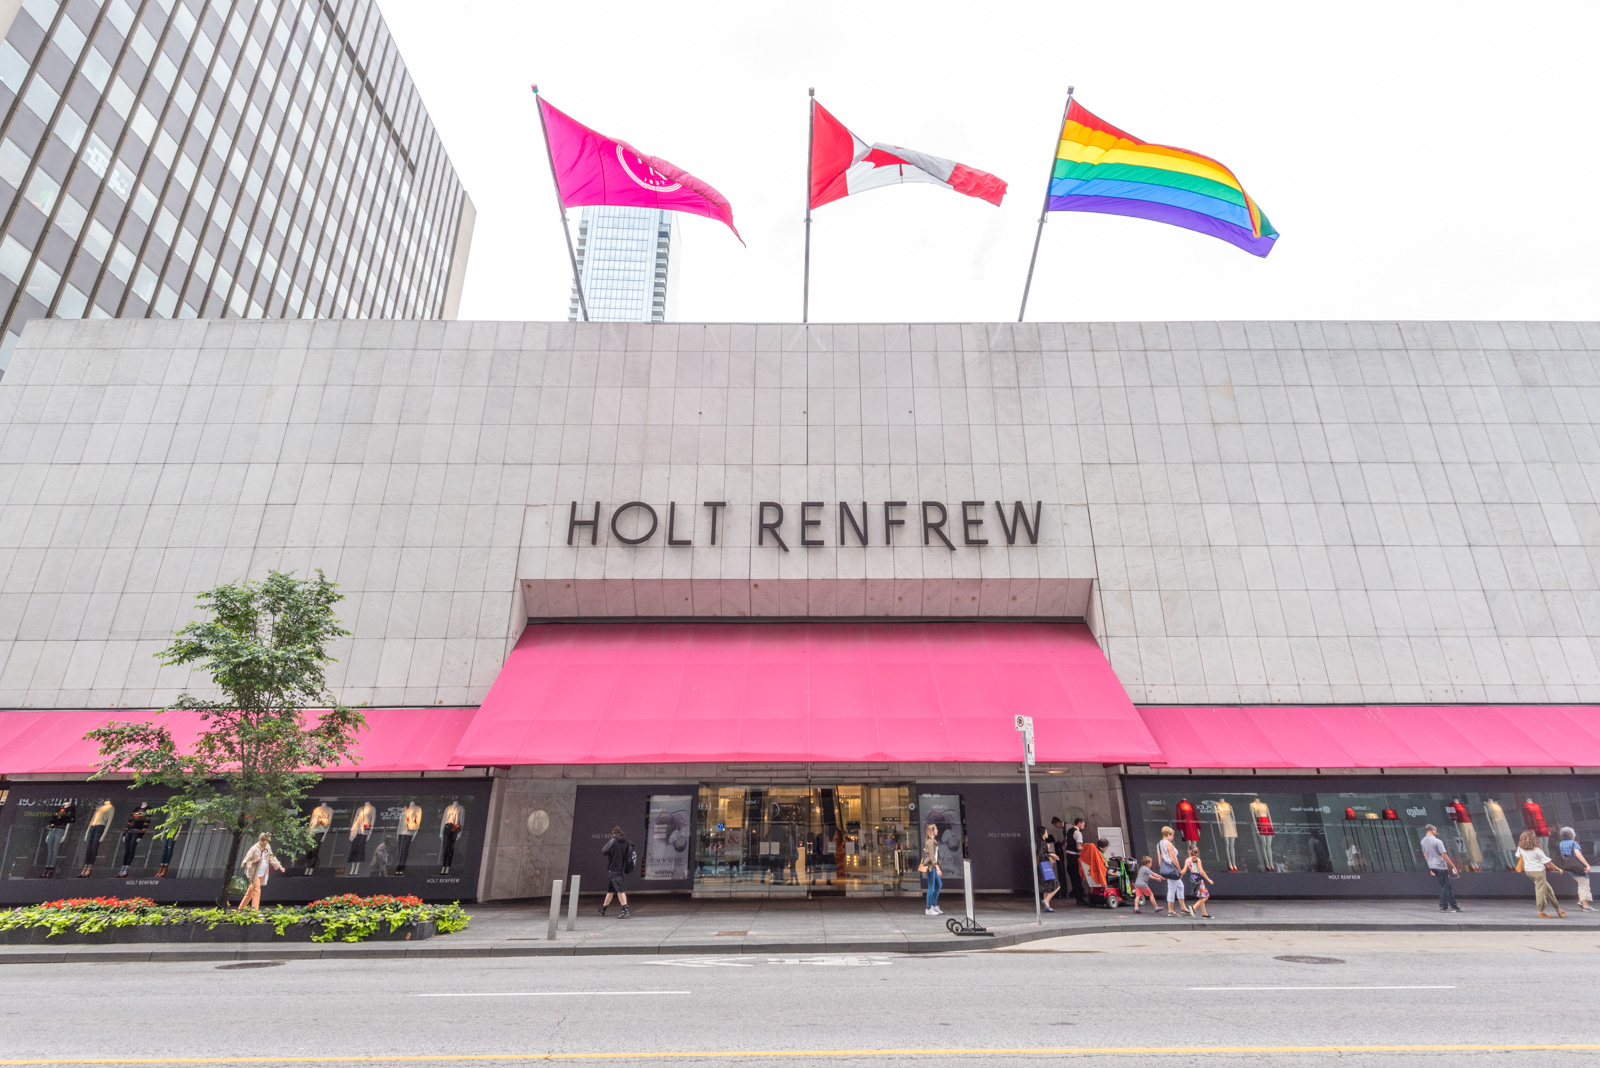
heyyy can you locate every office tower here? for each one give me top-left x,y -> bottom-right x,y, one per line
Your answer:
567,205 -> 676,322
0,0 -> 475,373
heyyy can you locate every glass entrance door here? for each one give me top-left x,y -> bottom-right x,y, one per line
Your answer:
693,784 -> 918,897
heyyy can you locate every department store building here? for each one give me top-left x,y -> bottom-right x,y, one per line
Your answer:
1,316 -> 1599,903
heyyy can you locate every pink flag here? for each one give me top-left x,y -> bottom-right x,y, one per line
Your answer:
537,96 -> 742,243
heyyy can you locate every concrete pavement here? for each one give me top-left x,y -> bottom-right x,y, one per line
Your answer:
4,893 -> 1598,963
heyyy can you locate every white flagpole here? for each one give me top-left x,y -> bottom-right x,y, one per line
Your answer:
1017,86 -> 1074,324
533,84 -> 588,322
803,88 -> 815,324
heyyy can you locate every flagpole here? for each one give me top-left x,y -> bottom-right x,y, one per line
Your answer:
532,84 -> 588,322
803,87 -> 815,324
1017,86 -> 1073,323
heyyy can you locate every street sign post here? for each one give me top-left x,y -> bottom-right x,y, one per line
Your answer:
1015,715 -> 1041,924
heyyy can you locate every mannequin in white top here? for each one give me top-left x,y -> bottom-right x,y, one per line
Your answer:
1214,799 -> 1239,871
303,803 -> 333,874
439,803 -> 465,875
79,801 -> 116,877
396,802 -> 423,873
1249,799 -> 1276,872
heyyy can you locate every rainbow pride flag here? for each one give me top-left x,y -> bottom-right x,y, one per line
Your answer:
1050,100 -> 1277,257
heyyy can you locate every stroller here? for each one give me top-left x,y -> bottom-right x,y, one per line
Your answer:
1081,851 -> 1134,909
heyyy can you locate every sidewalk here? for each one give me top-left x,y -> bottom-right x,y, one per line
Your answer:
5,895 -> 1596,964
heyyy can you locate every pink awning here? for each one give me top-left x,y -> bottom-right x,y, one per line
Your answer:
1137,705 -> 1600,769
0,707 -> 478,777
450,621 -> 1159,766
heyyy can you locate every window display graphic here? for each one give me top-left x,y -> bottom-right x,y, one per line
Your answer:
396,803 -> 423,874
117,804 -> 151,877
919,794 -> 965,880
1130,781 -> 1600,881
304,803 -> 333,874
1213,799 -> 1239,871
645,795 -> 693,880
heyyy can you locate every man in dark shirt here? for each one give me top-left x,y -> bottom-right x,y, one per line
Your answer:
1062,817 -> 1088,905
599,825 -> 633,918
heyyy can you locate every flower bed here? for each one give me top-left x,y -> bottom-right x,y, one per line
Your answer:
0,894 -> 470,944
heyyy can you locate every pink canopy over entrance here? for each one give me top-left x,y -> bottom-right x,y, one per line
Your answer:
452,621 -> 1161,766
0,707 -> 477,777
1137,705 -> 1600,769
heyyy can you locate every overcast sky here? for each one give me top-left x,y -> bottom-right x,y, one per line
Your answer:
377,1 -> 1599,325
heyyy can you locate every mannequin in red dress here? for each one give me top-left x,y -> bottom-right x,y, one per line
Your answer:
1176,800 -> 1201,849
1522,799 -> 1550,852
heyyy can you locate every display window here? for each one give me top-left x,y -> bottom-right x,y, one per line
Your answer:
0,780 -> 489,903
1126,777 -> 1600,880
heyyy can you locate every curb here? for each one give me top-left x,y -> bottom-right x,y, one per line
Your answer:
0,917 -> 1573,964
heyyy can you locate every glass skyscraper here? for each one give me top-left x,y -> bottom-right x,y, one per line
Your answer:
0,0 -> 474,374
567,205 -> 676,323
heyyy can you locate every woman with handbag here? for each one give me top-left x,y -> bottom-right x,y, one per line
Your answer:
237,832 -> 285,911
1556,826 -> 1593,911
1037,828 -> 1061,912
920,822 -> 944,917
1515,830 -> 1565,918
1157,826 -> 1191,917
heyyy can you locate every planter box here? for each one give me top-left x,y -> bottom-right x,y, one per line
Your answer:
0,920 -> 438,945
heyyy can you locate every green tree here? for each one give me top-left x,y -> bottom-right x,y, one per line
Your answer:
89,570 -> 366,904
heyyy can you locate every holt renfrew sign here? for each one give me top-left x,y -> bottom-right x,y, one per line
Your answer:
566,501 -> 1044,551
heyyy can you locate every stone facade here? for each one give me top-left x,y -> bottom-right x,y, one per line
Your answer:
2,318 -> 1599,710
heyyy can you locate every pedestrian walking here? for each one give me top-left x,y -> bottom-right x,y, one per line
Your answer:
1036,828 -> 1061,912
237,832 -> 284,912
1184,845 -> 1215,918
1131,855 -> 1162,913
920,820 -> 944,916
1062,817 -> 1088,905
1157,826 -> 1190,917
1515,830 -> 1565,918
1419,824 -> 1461,913
1556,827 -> 1593,912
598,825 -> 633,918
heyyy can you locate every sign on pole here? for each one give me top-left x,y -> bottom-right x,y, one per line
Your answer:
1014,715 -> 1041,923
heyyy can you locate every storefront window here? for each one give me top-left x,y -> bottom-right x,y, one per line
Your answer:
692,784 -> 919,895
1125,778 -> 1600,876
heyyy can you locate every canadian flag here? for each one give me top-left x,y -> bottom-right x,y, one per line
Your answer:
809,100 -> 1007,210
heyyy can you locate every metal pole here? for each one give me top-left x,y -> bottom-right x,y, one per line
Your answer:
1017,86 -> 1075,324
803,88 -> 815,324
963,859 -> 976,924
532,85 -> 588,322
546,878 -> 563,941
565,873 -> 581,932
1023,745 -> 1041,924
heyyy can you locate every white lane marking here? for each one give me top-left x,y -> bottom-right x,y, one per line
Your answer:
768,956 -> 892,966
1188,985 -> 1456,991
416,991 -> 691,997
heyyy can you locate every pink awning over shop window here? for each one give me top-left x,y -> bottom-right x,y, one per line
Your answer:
0,706 -> 478,777
451,621 -> 1161,766
1137,705 -> 1600,769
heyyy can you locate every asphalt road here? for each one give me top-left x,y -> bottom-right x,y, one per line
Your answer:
1,931 -> 1596,1066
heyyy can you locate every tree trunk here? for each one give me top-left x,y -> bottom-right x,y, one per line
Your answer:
219,829 -> 244,907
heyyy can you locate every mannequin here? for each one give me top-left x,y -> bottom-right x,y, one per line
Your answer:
42,802 -> 77,877
1447,800 -> 1483,870
80,801 -> 115,877
304,802 -> 333,874
155,823 -> 180,878
1176,799 -> 1201,851
439,802 -> 465,875
346,803 -> 376,876
396,802 -> 423,874
1249,798 -> 1276,872
117,804 -> 151,877
1521,798 -> 1550,853
1213,799 -> 1238,872
1484,799 -> 1516,867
